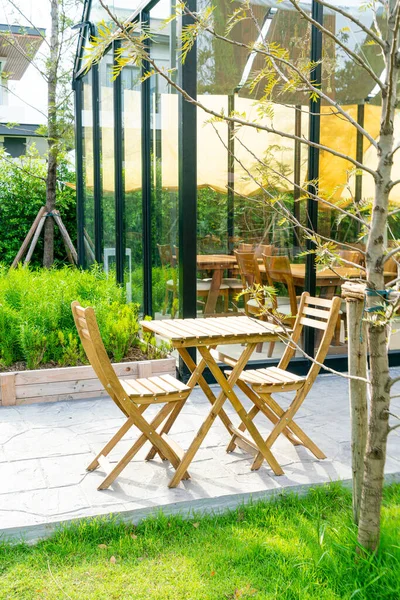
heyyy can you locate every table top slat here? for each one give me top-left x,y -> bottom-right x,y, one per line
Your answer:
183,318 -> 231,336
142,320 -> 194,340
153,319 -> 209,339
140,315 -> 283,347
179,319 -> 228,337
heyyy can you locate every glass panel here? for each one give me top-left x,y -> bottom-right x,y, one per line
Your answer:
122,47 -> 143,308
195,1 -> 309,361
89,0 -> 142,27
317,4 -> 380,354
99,51 -> 116,278
149,0 -> 179,319
81,72 -> 95,266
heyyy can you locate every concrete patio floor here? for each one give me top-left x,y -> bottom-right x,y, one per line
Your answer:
1,369 -> 400,543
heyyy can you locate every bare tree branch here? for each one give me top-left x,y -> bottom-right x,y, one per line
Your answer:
0,83 -> 47,118
95,0 -> 379,179
286,0 -> 385,90
184,5 -> 379,149
315,0 -> 386,50
0,0 -> 50,48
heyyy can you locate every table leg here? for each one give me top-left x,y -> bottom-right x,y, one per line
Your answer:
167,343 -> 256,488
200,346 -> 284,476
178,347 -> 235,433
204,269 -> 222,314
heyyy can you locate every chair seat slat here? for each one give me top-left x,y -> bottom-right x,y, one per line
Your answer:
121,378 -> 154,396
136,377 -> 168,394
149,376 -> 179,393
160,374 -> 190,392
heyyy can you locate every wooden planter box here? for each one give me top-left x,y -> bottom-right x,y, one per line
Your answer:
0,358 -> 177,407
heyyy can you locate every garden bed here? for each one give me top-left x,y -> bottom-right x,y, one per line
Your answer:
0,357 -> 176,406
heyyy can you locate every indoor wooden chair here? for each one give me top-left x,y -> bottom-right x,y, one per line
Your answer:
158,244 -> 178,314
71,301 -> 191,490
336,249 -> 362,265
255,244 -> 276,258
237,242 -> 254,252
224,292 -> 341,475
262,255 -> 299,356
235,250 -> 276,353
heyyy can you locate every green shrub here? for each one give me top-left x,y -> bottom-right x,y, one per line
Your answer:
0,265 -> 168,370
0,150 -> 76,266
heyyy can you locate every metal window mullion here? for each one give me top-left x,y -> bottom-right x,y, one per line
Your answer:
141,10 -> 153,317
114,40 -> 124,284
304,0 -> 323,357
227,93 -> 234,253
178,0 -> 197,377
92,63 -> 102,263
74,78 -> 85,268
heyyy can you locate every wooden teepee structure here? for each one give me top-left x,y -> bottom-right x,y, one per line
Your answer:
10,206 -> 78,268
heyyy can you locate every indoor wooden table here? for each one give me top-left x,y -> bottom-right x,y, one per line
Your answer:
140,315 -> 285,488
259,263 -> 366,297
197,254 -> 237,314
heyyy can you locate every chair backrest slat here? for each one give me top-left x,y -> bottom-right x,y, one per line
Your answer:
278,292 -> 341,376
71,301 -> 131,416
237,242 -> 254,252
254,244 -> 276,258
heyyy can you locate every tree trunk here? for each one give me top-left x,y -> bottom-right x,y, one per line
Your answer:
357,5 -> 399,550
43,0 -> 59,268
343,283 -> 368,525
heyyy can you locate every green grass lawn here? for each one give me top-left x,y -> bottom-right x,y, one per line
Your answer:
1,484 -> 399,600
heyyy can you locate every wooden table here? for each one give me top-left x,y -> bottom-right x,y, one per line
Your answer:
140,315 -> 285,487
197,254 -> 238,314
289,264 -> 364,297
263,264 -> 393,297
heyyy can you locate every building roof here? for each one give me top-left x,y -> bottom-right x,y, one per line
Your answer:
0,24 -> 46,80
0,123 -> 44,136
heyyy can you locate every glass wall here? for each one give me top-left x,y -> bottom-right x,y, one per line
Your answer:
74,0 -> 400,370
81,71 -> 95,266
193,1 -> 310,360
122,47 -> 143,308
99,50 -> 116,271
149,0 -> 179,318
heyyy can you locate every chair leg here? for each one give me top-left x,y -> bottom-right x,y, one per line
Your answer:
145,397 -> 187,461
226,404 -> 260,453
162,287 -> 169,315
227,381 -> 301,454
98,403 -> 189,490
87,415 -> 140,471
251,389 -> 325,471
260,393 -> 326,458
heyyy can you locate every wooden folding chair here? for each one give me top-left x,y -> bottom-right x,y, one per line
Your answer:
225,292 -> 341,474
71,301 -> 191,490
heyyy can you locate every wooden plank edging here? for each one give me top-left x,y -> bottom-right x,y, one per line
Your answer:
0,358 -> 176,406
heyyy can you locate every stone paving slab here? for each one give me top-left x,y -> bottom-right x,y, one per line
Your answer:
0,370 -> 399,543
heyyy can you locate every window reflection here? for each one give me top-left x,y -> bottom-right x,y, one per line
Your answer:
82,72 -> 95,266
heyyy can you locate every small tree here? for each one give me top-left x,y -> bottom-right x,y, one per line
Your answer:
89,0 -> 400,552
1,0 -> 80,266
